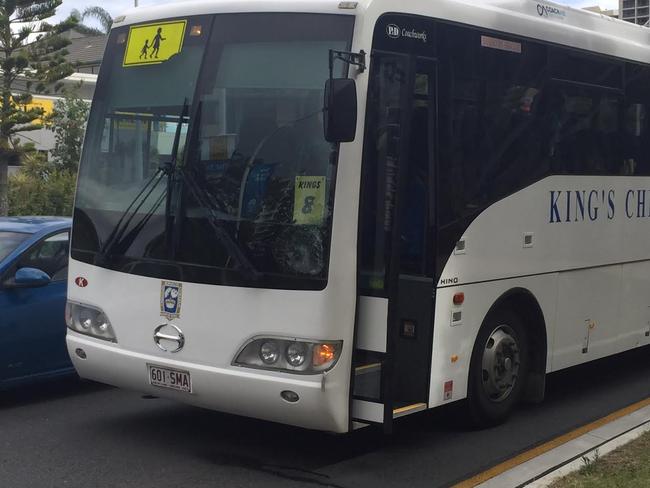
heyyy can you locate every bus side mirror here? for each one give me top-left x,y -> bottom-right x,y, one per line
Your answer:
324,78 -> 357,143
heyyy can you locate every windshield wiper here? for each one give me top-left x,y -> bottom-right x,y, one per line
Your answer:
94,169 -> 166,266
95,101 -> 189,266
177,165 -> 261,281
166,101 -> 260,280
164,99 -> 190,253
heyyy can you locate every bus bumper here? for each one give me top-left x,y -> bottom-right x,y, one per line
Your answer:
67,333 -> 349,433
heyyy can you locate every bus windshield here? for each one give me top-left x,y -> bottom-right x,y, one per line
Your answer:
72,13 -> 354,289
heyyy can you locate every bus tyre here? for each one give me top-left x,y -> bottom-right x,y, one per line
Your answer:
467,309 -> 529,427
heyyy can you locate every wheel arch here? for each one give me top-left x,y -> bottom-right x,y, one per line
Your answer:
483,287 -> 548,403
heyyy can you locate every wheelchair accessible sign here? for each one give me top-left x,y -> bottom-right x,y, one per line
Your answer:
123,20 -> 187,67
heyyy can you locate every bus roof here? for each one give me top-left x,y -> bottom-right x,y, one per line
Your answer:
113,0 -> 650,64
115,0 -> 353,27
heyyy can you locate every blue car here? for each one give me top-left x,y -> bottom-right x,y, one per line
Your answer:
0,217 -> 74,389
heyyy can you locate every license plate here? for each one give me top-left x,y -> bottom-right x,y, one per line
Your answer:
147,364 -> 192,393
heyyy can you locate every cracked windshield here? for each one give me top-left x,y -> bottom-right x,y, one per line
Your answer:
72,14 -> 353,289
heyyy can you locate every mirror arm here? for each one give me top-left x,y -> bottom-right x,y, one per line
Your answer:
329,49 -> 366,79
2,279 -> 25,290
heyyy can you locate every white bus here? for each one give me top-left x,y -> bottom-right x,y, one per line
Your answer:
66,0 -> 650,433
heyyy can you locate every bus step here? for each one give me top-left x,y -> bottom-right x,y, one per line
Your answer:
352,399 -> 384,424
353,362 -> 381,399
392,402 -> 427,419
351,400 -> 428,424
354,362 -> 381,375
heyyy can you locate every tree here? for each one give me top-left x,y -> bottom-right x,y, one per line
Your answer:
46,85 -> 90,172
8,150 -> 76,216
70,6 -> 112,36
8,86 -> 90,217
0,0 -> 77,216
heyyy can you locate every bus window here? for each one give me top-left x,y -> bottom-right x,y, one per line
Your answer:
546,85 -> 623,175
624,63 -> 650,175
550,47 -> 623,89
437,24 -> 547,227
399,62 -> 434,278
359,55 -> 409,295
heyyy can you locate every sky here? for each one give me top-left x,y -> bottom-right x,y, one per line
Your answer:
53,0 -> 620,25
54,0 -> 174,24
564,0 -> 619,8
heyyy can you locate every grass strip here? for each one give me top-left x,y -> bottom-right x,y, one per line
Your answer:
550,430 -> 650,487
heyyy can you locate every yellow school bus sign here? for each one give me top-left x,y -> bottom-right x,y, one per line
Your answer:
123,20 -> 187,67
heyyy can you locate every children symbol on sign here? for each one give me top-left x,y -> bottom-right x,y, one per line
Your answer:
150,27 -> 166,58
139,39 -> 150,59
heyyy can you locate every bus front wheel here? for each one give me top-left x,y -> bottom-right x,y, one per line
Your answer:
467,309 -> 529,426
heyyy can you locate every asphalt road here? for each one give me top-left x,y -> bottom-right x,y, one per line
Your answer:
2,347 -> 650,488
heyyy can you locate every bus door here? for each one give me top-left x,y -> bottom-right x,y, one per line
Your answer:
353,53 -> 437,430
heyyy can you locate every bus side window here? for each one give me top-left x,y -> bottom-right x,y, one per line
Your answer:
400,95 -> 432,277
437,23 -> 548,226
546,85 -> 622,176
359,57 -> 409,295
624,63 -> 650,176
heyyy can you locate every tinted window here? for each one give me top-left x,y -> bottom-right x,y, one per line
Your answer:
359,55 -> 409,294
0,232 -> 29,262
550,48 -> 623,89
436,23 -> 642,229
364,15 -> 650,285
624,63 -> 650,175
437,24 -> 548,226
19,232 -> 70,281
400,60 -> 434,277
545,84 -> 623,175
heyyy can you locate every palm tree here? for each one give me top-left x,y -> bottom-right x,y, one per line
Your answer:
71,7 -> 113,36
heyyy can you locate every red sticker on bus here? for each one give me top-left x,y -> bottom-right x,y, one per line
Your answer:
75,277 -> 88,288
443,381 -> 453,401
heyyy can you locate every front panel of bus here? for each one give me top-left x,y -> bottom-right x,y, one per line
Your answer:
66,12 -> 357,433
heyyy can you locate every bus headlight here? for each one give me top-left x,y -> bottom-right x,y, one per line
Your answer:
260,341 -> 280,364
234,338 -> 342,374
66,301 -> 117,342
286,342 -> 307,367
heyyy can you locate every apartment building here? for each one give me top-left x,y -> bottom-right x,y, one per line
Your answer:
620,0 -> 649,25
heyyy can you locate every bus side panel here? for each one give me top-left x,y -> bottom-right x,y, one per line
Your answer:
553,266 -> 624,370
619,261 -> 650,349
428,176 -> 650,407
429,274 -> 557,408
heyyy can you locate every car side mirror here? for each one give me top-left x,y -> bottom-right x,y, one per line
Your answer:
11,267 -> 52,288
324,78 -> 357,143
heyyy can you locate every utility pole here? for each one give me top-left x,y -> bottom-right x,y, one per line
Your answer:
135,0 -> 138,6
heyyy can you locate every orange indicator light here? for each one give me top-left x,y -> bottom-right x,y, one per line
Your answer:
313,344 -> 336,366
190,25 -> 203,36
453,292 -> 465,305
451,355 -> 459,363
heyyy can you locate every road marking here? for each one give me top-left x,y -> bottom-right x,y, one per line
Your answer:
453,396 -> 650,487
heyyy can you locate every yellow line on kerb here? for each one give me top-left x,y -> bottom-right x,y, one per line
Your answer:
453,396 -> 650,488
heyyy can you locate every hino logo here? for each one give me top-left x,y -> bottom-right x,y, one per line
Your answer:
440,277 -> 459,286
154,323 -> 185,353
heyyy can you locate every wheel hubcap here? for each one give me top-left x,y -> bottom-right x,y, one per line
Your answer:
481,325 -> 521,402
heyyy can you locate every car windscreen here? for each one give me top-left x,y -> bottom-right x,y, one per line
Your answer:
0,232 -> 29,262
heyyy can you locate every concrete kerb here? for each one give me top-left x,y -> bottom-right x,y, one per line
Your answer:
476,404 -> 650,488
